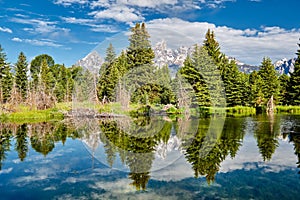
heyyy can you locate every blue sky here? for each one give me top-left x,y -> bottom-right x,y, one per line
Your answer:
0,0 -> 299,66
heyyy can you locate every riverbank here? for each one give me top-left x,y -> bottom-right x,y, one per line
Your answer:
1,103 -> 300,123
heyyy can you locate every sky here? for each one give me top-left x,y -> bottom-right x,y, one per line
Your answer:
0,0 -> 299,66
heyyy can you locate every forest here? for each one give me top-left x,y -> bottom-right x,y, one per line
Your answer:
0,22 -> 300,119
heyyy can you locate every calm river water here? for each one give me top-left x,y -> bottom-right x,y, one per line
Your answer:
1,114 -> 300,199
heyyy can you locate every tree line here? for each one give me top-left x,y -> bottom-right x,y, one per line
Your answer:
1,23 -> 300,111
0,46 -> 91,110
97,24 -> 300,108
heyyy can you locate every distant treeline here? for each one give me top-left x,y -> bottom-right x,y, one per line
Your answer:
0,23 -> 300,110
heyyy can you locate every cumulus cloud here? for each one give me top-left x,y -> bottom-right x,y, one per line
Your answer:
0,26 -> 13,33
12,37 -> 62,47
89,5 -> 144,23
10,17 -> 70,38
55,0 -> 235,24
61,17 -> 119,32
54,0 -> 89,6
146,18 -> 300,65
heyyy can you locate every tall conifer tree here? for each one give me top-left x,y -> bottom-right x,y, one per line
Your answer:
15,52 -> 28,100
288,41 -> 300,105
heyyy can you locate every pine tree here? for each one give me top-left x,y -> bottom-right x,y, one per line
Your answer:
98,44 -> 119,102
258,57 -> 280,104
30,54 -> 54,88
15,52 -> 28,100
0,45 -> 13,103
288,41 -> 300,105
127,23 -> 155,69
278,74 -> 290,105
180,45 -> 225,107
203,29 -> 224,70
105,43 -> 116,64
249,71 -> 264,107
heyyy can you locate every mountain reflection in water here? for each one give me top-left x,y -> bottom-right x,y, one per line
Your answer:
1,114 -> 300,199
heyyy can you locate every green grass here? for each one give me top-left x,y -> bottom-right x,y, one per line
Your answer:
276,106 -> 300,114
0,109 -> 64,123
0,103 -> 66,123
226,106 -> 257,117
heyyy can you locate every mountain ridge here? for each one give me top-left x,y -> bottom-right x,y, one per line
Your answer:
75,42 -> 296,75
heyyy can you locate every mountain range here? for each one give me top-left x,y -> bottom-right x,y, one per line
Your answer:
75,41 -> 296,76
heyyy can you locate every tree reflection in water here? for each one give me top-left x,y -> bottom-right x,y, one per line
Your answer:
99,116 -> 172,190
254,114 -> 280,161
182,117 -> 246,184
1,114 -> 300,191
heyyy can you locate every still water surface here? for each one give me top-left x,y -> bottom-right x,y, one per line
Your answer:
1,114 -> 300,199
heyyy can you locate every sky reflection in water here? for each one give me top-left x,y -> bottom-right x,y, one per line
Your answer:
0,115 -> 300,199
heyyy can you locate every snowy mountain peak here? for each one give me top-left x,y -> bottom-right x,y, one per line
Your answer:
75,51 -> 104,73
274,58 -> 296,75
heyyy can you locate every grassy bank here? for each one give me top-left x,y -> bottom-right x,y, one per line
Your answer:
276,106 -> 300,114
1,102 -> 300,124
0,104 -> 65,123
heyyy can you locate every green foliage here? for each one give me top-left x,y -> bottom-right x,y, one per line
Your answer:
254,115 -> 280,161
180,45 -> 225,107
127,23 -> 155,69
30,54 -> 54,88
278,74 -> 290,105
249,71 -> 264,107
182,117 -> 246,183
0,126 -> 12,170
105,43 -> 116,63
203,29 -> 224,67
258,57 -> 280,103
276,105 -> 300,114
0,45 -> 13,103
97,44 -> 129,102
15,124 -> 28,161
15,52 -> 28,100
288,41 -> 300,105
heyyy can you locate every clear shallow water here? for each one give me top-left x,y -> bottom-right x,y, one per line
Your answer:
1,114 -> 300,200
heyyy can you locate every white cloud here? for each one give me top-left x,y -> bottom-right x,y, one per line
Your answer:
61,17 -> 94,25
12,37 -> 22,42
12,37 -> 62,47
54,0 -> 89,6
61,17 -> 120,32
89,24 -> 120,33
146,18 -> 300,65
0,167 -> 13,174
55,0 -> 234,25
0,26 -> 12,33
11,17 -> 70,38
90,0 -> 111,8
117,0 -> 178,8
89,5 -> 144,23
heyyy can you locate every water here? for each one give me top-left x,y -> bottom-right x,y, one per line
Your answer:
1,114 -> 300,199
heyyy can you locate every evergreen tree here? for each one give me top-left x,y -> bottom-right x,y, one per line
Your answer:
40,58 -> 55,93
127,23 -> 155,69
98,44 -> 119,101
203,29 -> 225,70
288,41 -> 300,105
30,54 -> 54,88
249,71 -> 264,107
0,45 -> 13,103
278,74 -> 290,105
15,52 -> 28,100
105,43 -> 116,64
15,124 -> 28,161
258,57 -> 280,104
180,45 -> 225,107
